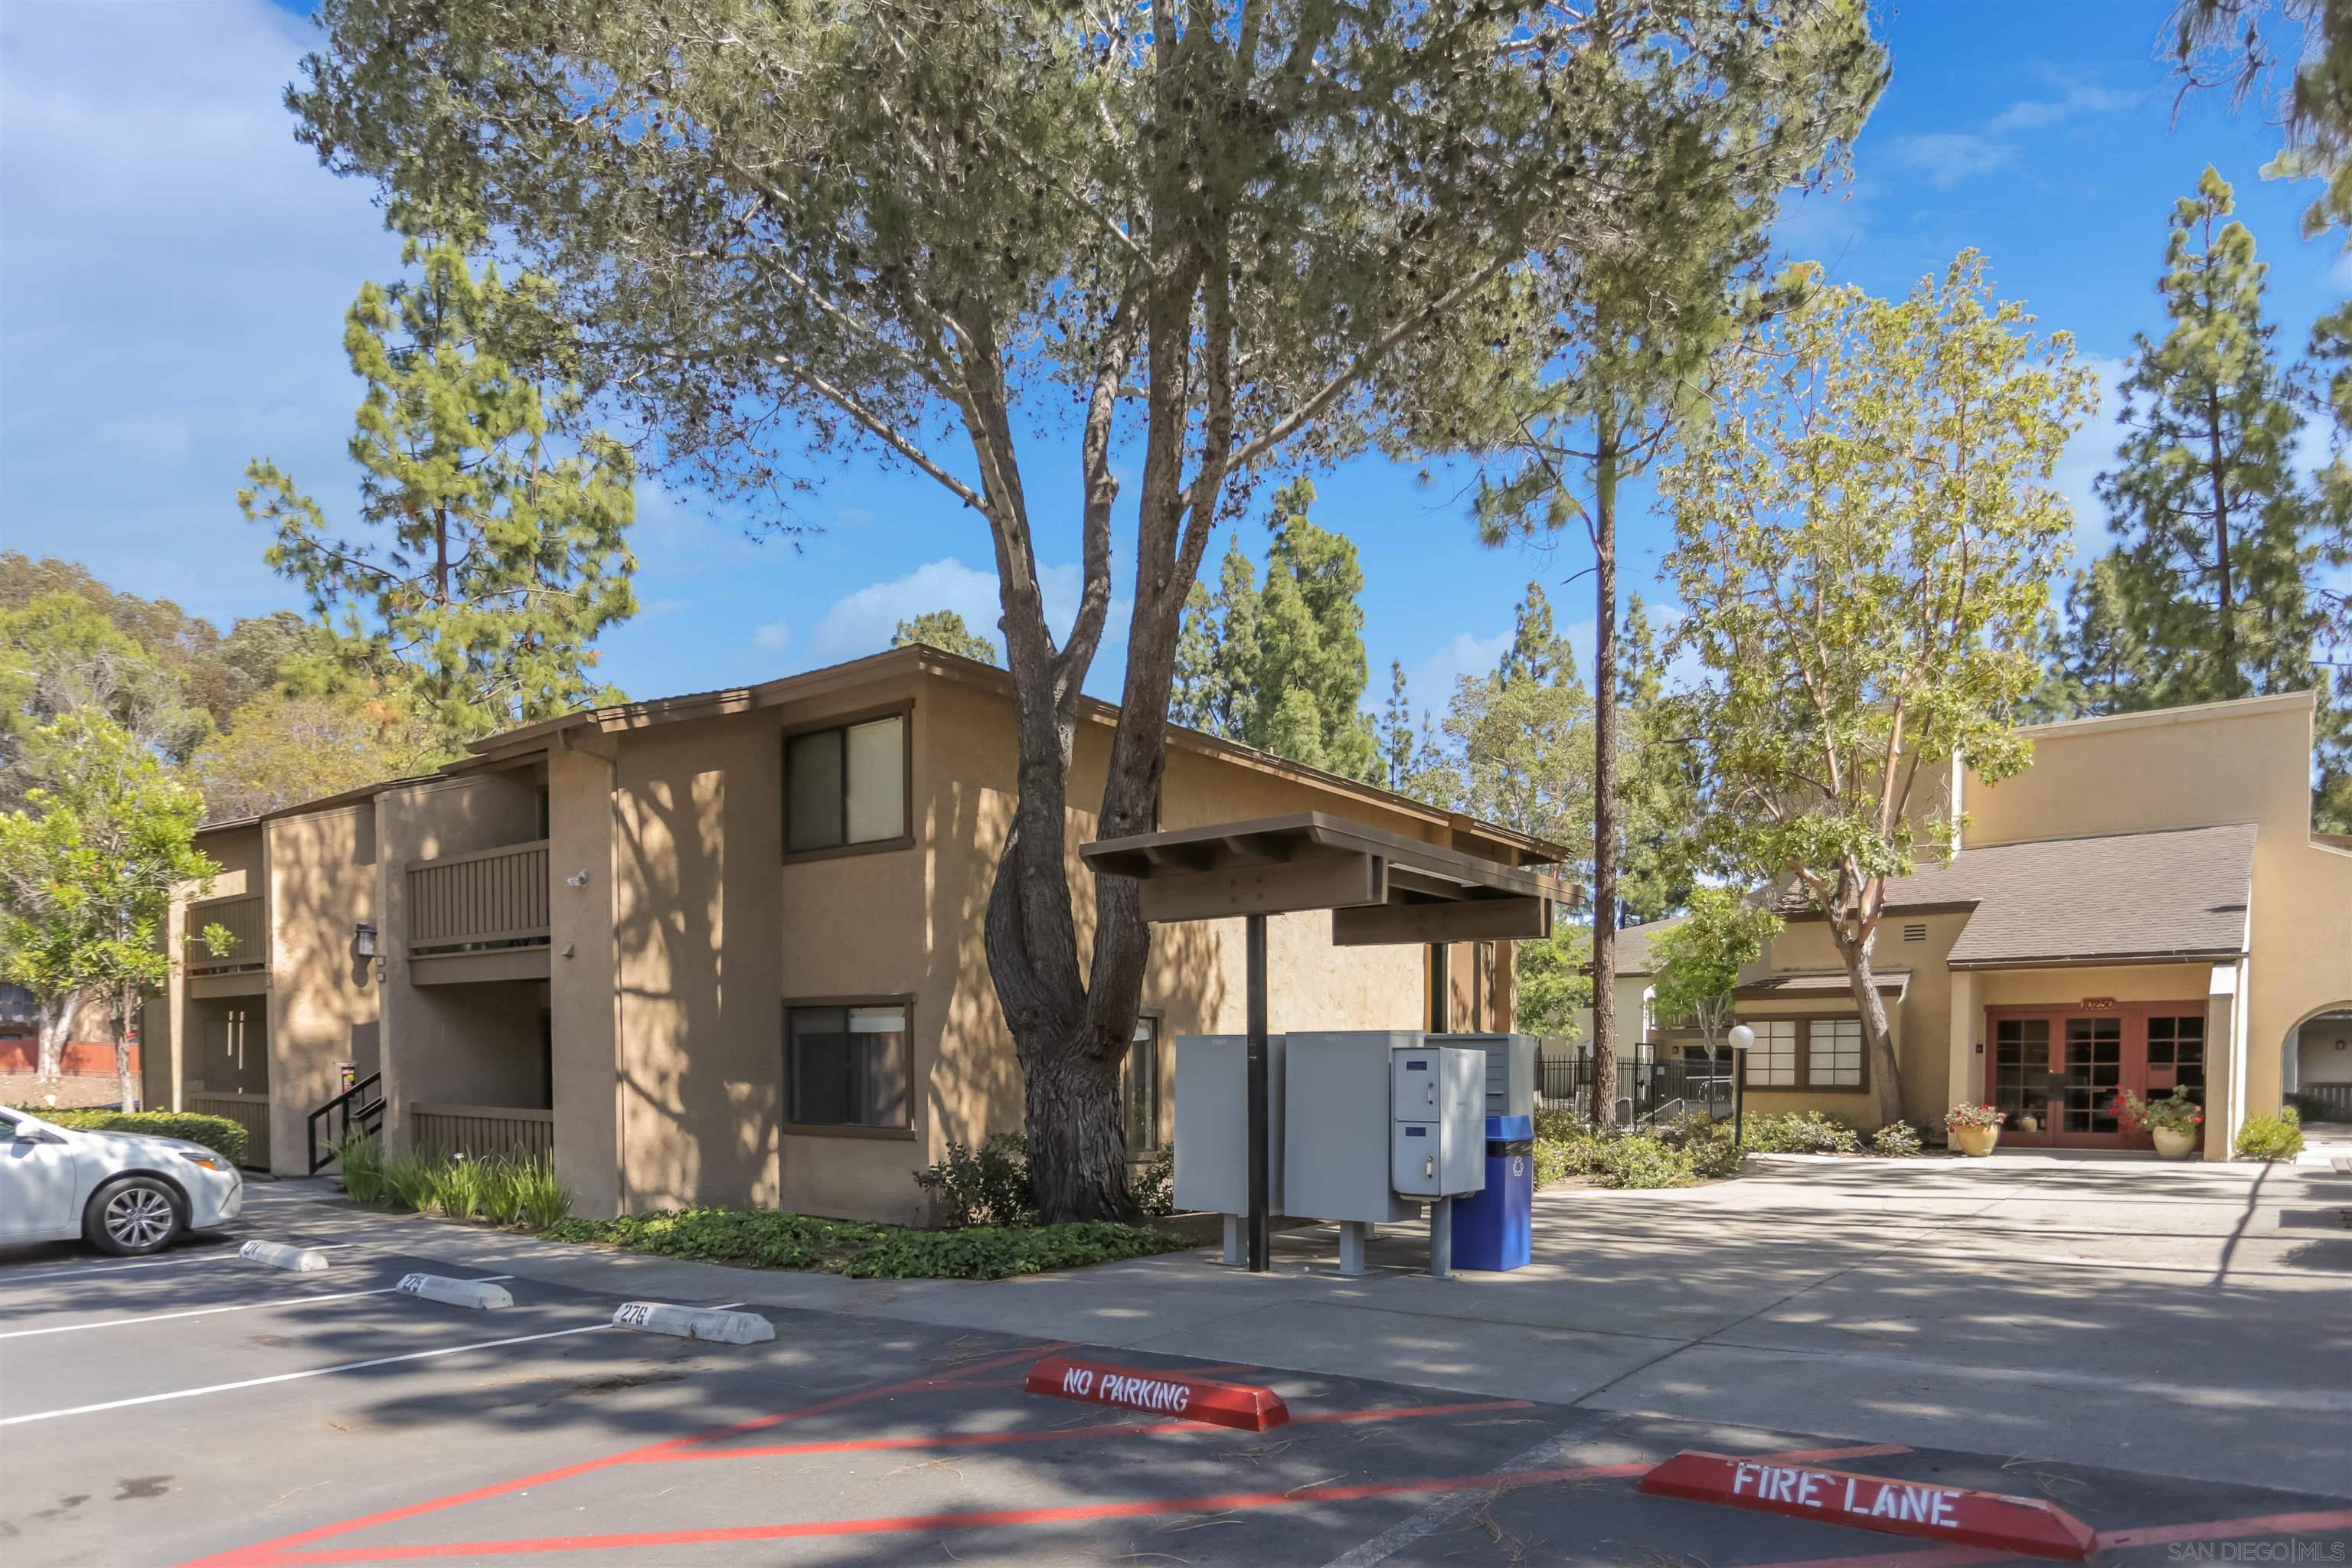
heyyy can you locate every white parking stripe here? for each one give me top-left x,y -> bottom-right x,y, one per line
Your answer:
0,1276 -> 515,1338
0,1242 -> 363,1285
0,1315 -> 635,1426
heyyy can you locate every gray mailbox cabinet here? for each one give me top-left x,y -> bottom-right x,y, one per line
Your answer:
1390,1045 -> 1485,1197
1174,1034 -> 1286,1230
1432,1032 -> 1539,1121
1282,1032 -> 1419,1226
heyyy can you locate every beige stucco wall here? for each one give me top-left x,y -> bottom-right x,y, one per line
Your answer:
2295,1014 -> 2352,1086
1969,694 -> 2352,1132
261,805 -> 380,1174
552,662 -> 1506,1223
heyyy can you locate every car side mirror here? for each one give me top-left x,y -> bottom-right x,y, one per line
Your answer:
13,1128 -> 63,1145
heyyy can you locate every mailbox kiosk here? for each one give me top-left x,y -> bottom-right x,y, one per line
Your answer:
1081,812 -> 1579,1275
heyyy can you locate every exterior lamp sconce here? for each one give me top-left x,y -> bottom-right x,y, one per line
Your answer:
1726,1023 -> 1755,1148
352,922 -> 377,958
566,870 -> 591,888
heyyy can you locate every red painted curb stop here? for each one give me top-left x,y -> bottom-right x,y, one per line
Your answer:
1024,1356 -> 1289,1432
1638,1450 -> 2096,1562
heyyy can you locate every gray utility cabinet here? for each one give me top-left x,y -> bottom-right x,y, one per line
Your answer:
1282,1032 -> 1419,1224
1173,1034 -> 1286,1217
1432,1032 -> 1538,1121
1390,1045 -> 1487,1197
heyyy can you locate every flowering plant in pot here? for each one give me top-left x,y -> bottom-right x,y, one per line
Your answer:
1943,1102 -> 2006,1157
2116,1087 -> 2203,1159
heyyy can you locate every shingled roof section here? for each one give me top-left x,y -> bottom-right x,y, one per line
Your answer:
1784,823 -> 2258,969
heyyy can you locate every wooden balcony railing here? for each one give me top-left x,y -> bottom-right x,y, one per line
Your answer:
407,839 -> 550,956
187,894 -> 267,974
410,1102 -> 554,1161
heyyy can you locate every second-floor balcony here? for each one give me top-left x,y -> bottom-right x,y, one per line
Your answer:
186,893 -> 267,997
406,839 -> 550,983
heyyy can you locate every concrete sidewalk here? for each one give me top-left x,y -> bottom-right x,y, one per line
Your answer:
237,1154 -> 2352,1502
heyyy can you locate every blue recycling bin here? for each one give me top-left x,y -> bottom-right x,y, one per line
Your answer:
1454,1113 -> 1533,1271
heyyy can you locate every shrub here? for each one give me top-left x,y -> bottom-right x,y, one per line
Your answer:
2236,1108 -> 2305,1162
544,1204 -> 1185,1279
335,1131 -> 387,1204
1532,1137 -> 1576,1188
1743,1111 -> 1863,1154
1532,1104 -> 1583,1143
381,1152 -> 440,1211
511,1154 -> 573,1230
1870,1121 -> 1923,1157
1133,1143 -> 1174,1217
1681,1124 -> 1748,1178
426,1156 -> 484,1219
1573,1133 -> 1699,1190
913,1132 -> 1037,1227
474,1156 -> 524,1227
41,1111 -> 248,1167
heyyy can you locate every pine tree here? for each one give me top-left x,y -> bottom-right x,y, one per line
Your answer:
1613,594 -> 1700,921
1380,662 -> 1416,792
2094,168 -> 2326,707
241,234 -> 639,745
1166,483 -> 1379,779
890,609 -> 997,665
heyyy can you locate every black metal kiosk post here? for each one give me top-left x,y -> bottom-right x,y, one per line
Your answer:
1246,913 -> 1270,1273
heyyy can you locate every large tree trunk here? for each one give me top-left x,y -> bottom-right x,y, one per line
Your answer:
35,991 -> 81,1084
1589,437 -> 1620,1130
1827,917 -> 1906,1127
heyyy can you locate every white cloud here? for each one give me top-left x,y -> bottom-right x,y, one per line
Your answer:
808,557 -> 1132,668
1883,132 -> 2012,190
1410,629 -> 1513,706
1987,81 -> 2143,136
753,619 -> 792,652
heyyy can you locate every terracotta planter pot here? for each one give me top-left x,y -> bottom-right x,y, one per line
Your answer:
1952,1124 -> 2001,1158
2151,1125 -> 2198,1161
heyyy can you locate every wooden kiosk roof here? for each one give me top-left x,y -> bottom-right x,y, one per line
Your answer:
1080,812 -> 1579,945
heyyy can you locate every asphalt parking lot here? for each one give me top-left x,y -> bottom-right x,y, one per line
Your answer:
3,1184 -> 2350,1567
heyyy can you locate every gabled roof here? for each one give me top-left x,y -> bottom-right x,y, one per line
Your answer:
1782,823 -> 2258,970
1736,969 -> 1910,1001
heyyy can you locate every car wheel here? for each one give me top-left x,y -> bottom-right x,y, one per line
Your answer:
84,1177 -> 183,1256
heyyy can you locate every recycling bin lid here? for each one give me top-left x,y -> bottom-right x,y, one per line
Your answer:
1485,1113 -> 1532,1141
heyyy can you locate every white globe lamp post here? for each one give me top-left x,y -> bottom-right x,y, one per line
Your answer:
1726,1024 -> 1756,1147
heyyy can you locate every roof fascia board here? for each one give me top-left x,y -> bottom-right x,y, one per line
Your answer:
2017,689 -> 2314,740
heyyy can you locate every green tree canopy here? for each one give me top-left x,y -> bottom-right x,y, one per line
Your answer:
1647,887 -> 1782,1052
1660,253 -> 2096,1126
191,692 -> 452,822
289,0 -> 1886,1221
1171,481 -> 1378,779
242,235 -> 639,746
0,710 -> 218,1097
891,610 -> 998,665
0,594 -> 213,804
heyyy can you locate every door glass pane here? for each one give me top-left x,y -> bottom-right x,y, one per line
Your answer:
786,730 -> 844,852
2064,1018 -> 2122,1133
844,717 -> 905,844
1808,1019 -> 1863,1087
1993,1018 -> 2047,1124
2154,1014 -> 2206,1109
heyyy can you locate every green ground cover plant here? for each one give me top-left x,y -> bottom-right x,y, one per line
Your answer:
1741,1111 -> 1864,1154
542,1207 -> 1187,1281
38,1110 -> 247,1166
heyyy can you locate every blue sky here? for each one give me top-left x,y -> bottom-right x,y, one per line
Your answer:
3,1 -> 2345,720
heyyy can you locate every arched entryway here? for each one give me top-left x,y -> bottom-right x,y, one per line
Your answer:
2284,1005 -> 2352,1126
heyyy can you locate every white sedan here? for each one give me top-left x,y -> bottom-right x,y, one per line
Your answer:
0,1105 -> 244,1255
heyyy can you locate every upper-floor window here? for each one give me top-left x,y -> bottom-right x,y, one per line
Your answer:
785,714 -> 906,856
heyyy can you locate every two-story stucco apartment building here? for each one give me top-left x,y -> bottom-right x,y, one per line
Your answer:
150,646 -> 1547,1220
1612,691 -> 2352,1159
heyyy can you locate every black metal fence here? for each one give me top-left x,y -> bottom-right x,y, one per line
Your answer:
1536,1039 -> 1735,1126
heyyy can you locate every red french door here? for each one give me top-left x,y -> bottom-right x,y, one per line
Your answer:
1986,1004 -> 2208,1151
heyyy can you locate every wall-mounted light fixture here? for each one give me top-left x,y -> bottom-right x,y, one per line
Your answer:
353,921 -> 377,958
566,870 -> 591,888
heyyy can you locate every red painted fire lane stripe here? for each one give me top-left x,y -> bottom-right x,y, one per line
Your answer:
635,1398 -> 1538,1462
175,1341 -> 1070,1568
1640,1451 -> 2098,1562
243,1442 -> 1913,1567
2096,1507 -> 2352,1548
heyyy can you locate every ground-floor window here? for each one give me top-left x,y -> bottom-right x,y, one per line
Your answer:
786,1001 -> 912,1129
1122,1016 -> 1159,1152
1747,1020 -> 1799,1086
1808,1019 -> 1864,1087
